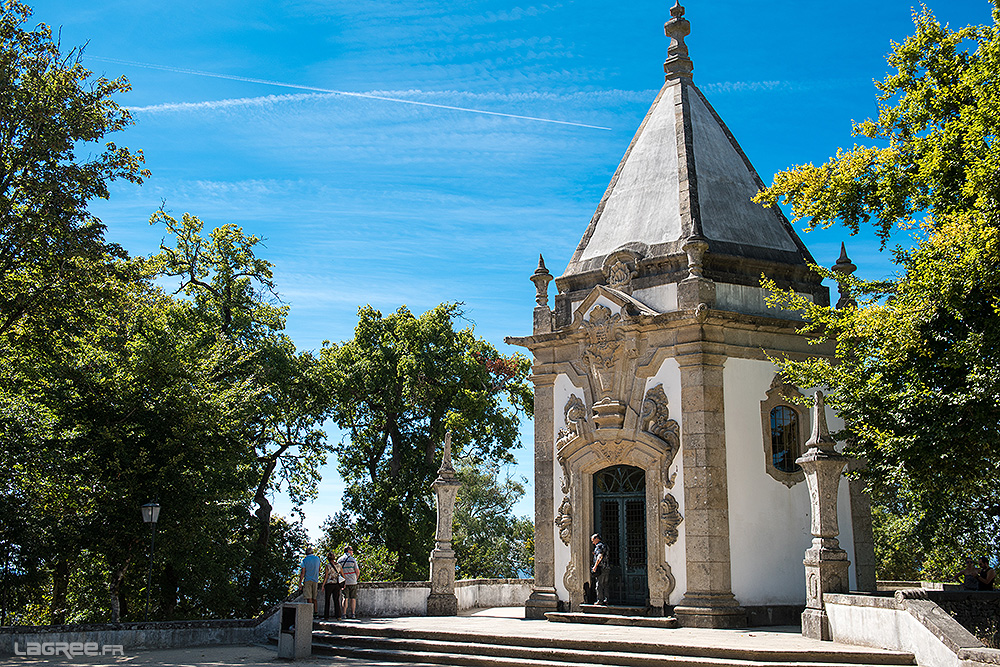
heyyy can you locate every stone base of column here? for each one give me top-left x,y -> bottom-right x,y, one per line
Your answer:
674,592 -> 746,628
427,592 -> 458,616
801,607 -> 832,640
524,587 -> 559,619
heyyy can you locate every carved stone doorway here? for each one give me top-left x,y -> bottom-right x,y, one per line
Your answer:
593,465 -> 649,606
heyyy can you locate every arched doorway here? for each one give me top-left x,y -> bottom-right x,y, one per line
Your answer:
593,464 -> 648,606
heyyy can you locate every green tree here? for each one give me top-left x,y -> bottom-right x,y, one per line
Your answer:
0,0 -> 148,337
322,303 -> 532,580
452,462 -> 533,579
755,3 -> 1000,579
149,211 -> 335,613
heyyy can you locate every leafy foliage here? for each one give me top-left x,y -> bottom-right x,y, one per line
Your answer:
0,0 -> 148,337
323,303 -> 532,580
755,3 -> 1000,245
757,3 -> 1000,580
453,462 -> 533,579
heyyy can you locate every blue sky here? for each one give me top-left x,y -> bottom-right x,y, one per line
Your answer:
28,0 -> 994,538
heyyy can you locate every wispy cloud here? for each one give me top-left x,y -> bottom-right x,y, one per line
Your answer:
89,55 -> 610,130
700,79 -> 872,95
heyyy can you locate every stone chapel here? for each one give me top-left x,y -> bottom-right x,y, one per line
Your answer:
506,3 -> 876,628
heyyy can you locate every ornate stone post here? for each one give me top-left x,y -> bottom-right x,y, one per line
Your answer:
797,392 -> 850,640
530,255 -> 553,334
428,431 -> 461,616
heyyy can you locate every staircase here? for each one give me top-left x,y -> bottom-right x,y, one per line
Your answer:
308,621 -> 918,667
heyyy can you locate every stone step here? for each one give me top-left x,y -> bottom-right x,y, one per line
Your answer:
312,634 -> 912,667
311,623 -> 916,667
546,611 -> 679,628
581,603 -> 652,616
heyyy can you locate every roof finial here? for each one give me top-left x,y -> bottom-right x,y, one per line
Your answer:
664,1 -> 694,81
530,253 -> 553,307
831,242 -> 857,309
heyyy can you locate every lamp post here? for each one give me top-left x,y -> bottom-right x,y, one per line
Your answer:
140,502 -> 160,622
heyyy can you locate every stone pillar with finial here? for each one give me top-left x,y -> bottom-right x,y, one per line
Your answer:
797,392 -> 851,640
427,431 -> 461,616
831,243 -> 857,309
677,234 -> 715,310
664,1 -> 694,80
530,254 -> 553,334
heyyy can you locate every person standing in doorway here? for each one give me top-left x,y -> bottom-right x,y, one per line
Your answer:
337,546 -> 361,618
591,533 -> 610,605
322,552 -> 343,620
298,546 -> 322,615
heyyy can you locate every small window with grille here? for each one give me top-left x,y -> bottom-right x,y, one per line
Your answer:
770,406 -> 800,473
760,376 -> 806,487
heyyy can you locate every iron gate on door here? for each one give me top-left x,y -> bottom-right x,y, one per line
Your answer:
593,464 -> 648,606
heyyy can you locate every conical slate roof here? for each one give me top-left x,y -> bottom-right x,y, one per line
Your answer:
561,3 -> 815,282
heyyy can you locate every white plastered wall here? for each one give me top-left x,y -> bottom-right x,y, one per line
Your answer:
723,358 -> 856,606
642,357 -> 686,605
552,372 -> 581,603
633,283 -> 678,313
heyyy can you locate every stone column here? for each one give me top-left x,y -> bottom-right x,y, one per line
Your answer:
797,392 -> 850,640
428,431 -> 461,616
673,330 -> 745,628
525,372 -> 559,619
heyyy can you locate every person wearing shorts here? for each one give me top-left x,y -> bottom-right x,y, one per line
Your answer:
337,546 -> 361,618
298,546 -> 322,615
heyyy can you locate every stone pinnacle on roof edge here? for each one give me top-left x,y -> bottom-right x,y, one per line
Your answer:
664,1 -> 693,80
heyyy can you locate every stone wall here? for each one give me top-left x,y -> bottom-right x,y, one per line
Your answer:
927,591 -> 1000,649
1,578 -> 534,655
0,618 -> 273,656
331,578 -> 534,618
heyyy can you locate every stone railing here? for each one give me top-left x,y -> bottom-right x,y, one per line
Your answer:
824,590 -> 1000,667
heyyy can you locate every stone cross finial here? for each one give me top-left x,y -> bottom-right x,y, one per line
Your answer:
664,1 -> 694,80
439,430 -> 454,474
831,243 -> 857,309
805,391 -> 837,453
530,254 -> 553,307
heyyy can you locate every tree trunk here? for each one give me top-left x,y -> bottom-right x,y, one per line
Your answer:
247,446 -> 284,614
160,562 -> 179,619
50,558 -> 69,625
107,558 -> 131,623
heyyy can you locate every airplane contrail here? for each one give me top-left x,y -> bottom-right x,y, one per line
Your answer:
86,55 -> 612,131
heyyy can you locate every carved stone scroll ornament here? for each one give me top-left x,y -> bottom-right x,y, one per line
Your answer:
555,497 -> 572,546
556,394 -> 586,446
641,384 -> 680,464
563,558 -> 579,600
651,562 -> 677,600
661,493 -> 683,546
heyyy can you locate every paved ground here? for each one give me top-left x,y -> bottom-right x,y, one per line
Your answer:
0,607 -> 905,666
